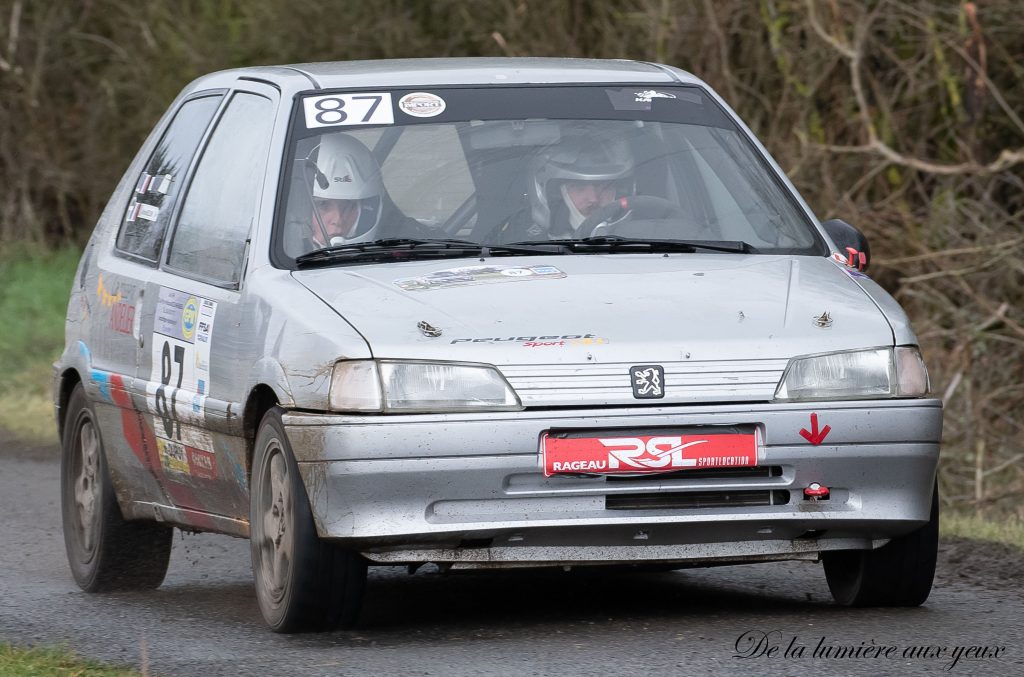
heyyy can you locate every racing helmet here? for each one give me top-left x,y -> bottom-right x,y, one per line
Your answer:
308,133 -> 384,244
529,135 -> 634,234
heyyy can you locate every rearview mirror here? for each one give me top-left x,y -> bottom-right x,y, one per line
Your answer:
822,218 -> 871,272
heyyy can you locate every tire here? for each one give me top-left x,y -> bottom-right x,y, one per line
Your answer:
61,383 -> 173,592
823,481 -> 939,607
250,407 -> 367,633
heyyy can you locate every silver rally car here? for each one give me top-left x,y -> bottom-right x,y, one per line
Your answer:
56,57 -> 941,632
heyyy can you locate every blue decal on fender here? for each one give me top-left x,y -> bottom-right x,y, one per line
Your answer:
91,369 -> 112,403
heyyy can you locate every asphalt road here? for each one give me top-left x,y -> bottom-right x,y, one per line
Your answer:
1,452 -> 1021,677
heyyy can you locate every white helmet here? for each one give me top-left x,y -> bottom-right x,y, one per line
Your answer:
529,135 -> 634,234
309,134 -> 384,243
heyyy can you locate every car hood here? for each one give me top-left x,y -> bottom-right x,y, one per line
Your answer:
292,254 -> 893,364
294,254 -> 895,406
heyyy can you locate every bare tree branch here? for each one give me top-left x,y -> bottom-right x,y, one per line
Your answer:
804,0 -> 1024,176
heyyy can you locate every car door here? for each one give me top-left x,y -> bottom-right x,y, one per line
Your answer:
89,92 -> 225,509
137,83 -> 278,524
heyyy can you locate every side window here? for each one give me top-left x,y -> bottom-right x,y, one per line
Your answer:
116,95 -> 223,261
167,92 -> 275,285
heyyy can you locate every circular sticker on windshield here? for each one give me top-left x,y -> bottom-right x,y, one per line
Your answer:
398,92 -> 446,118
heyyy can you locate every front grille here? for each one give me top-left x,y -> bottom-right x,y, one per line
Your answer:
605,489 -> 790,511
501,358 -> 788,406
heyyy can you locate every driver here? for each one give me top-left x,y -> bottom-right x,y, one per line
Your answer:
528,135 -> 635,238
305,133 -> 421,247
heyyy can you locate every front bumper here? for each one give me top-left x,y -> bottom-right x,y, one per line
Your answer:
284,399 -> 941,566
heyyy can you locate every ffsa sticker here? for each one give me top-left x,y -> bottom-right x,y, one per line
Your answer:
398,92 -> 446,118
303,93 -> 394,128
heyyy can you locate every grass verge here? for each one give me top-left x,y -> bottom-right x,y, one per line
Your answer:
0,246 -> 80,444
0,644 -> 137,676
941,512 -> 1024,550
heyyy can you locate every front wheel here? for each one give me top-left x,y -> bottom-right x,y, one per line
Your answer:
823,481 -> 939,607
61,383 -> 173,591
250,407 -> 367,633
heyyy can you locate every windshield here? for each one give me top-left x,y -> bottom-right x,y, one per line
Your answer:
274,86 -> 824,265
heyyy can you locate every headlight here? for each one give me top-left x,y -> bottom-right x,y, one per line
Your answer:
329,360 -> 522,413
774,347 -> 930,401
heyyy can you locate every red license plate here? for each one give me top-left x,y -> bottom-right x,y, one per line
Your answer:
541,432 -> 758,477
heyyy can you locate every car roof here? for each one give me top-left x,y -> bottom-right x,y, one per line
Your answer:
185,57 -> 702,95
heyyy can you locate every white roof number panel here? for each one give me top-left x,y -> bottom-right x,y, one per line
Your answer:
303,93 -> 394,128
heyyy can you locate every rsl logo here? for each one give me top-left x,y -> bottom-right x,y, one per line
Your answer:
630,364 -> 665,399
181,296 -> 199,340
601,437 -> 706,469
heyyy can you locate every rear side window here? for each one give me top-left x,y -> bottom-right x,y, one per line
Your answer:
167,92 -> 275,285
116,95 -> 223,261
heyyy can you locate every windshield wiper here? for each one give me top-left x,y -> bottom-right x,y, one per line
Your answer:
296,238 -> 479,267
521,236 -> 760,254
295,238 -> 569,268
482,241 -> 571,256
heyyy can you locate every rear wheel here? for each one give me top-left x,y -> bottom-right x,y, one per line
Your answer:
823,481 -> 939,607
250,407 -> 367,633
61,383 -> 173,591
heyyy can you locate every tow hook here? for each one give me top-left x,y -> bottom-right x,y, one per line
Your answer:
804,483 -> 830,501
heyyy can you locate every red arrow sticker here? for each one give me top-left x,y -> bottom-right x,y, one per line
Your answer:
799,413 -> 831,445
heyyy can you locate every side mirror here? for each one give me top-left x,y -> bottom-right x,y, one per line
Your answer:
822,218 -> 871,272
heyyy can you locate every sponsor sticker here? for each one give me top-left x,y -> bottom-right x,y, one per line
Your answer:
148,288 -> 218,434
541,432 -> 758,477
125,200 -> 160,223
186,447 -> 218,480
398,92 -> 446,118
181,296 -> 198,341
450,333 -> 608,347
95,273 -> 123,307
157,433 -> 218,480
135,173 -> 174,195
605,87 -> 700,112
634,89 -> 677,103
157,437 -> 190,474
136,203 -> 160,222
394,264 -> 566,291
109,301 -> 135,335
